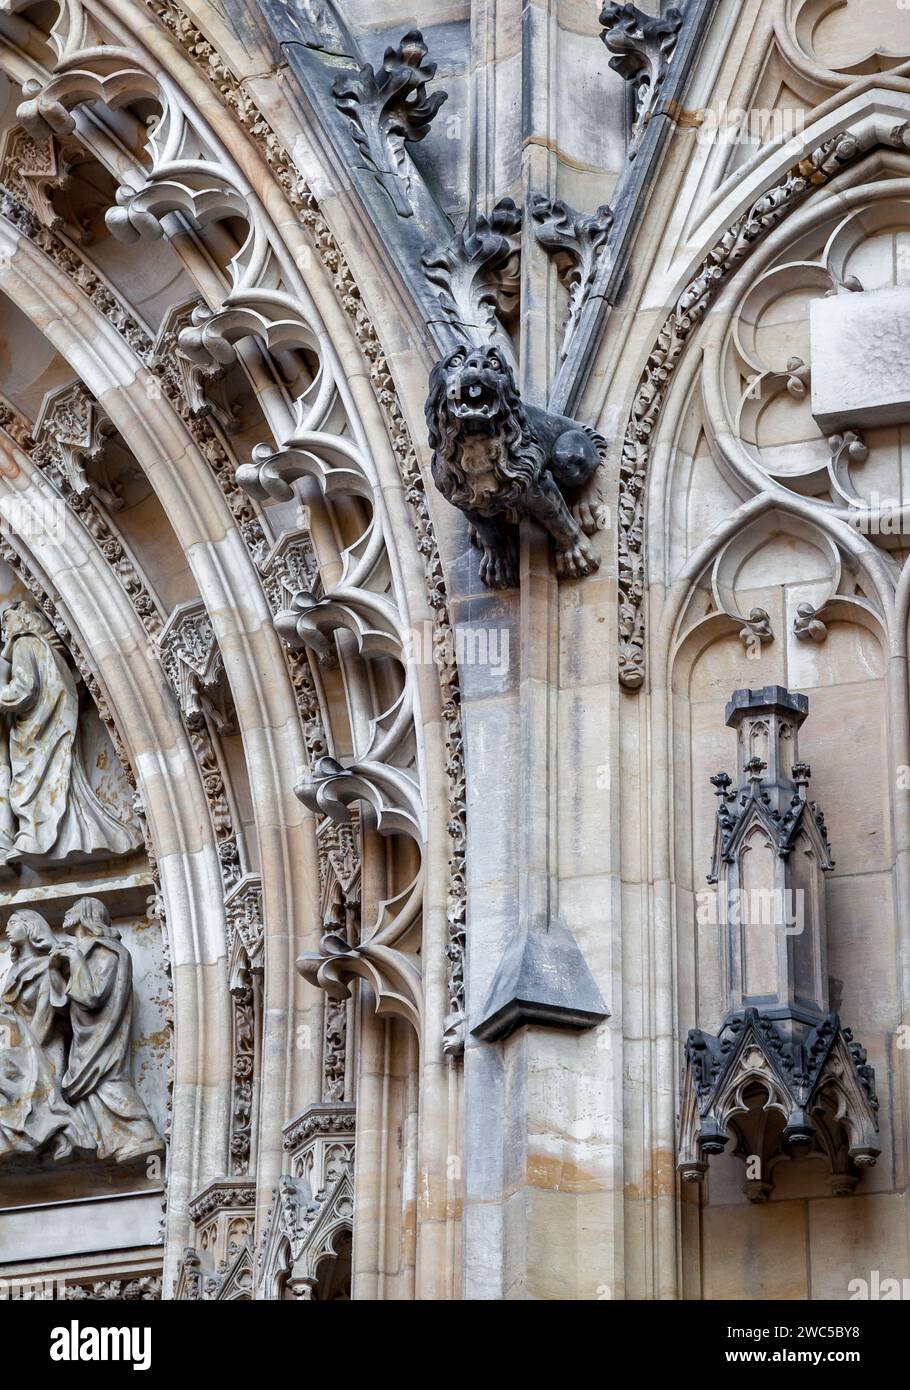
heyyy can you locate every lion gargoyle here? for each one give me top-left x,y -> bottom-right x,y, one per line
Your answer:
425,345 -> 607,588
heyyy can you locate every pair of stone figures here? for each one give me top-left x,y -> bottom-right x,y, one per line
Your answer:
0,896 -> 162,1165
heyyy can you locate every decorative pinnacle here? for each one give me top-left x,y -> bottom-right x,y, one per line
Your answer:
710,771 -> 732,798
792,761 -> 811,793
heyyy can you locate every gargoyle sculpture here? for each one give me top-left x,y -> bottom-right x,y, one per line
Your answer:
425,345 -> 606,587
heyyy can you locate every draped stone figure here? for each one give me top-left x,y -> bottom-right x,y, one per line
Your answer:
0,900 -> 162,1165
57,897 -> 162,1164
0,910 -> 91,1160
0,600 -> 140,866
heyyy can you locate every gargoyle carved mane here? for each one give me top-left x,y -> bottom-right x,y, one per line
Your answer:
426,348 -> 546,512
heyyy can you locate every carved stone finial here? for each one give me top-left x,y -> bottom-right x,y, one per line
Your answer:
332,30 -> 447,217
738,606 -> 773,650
678,688 -> 879,1200
791,761 -> 811,791
529,195 -> 614,361
422,198 -> 522,346
794,601 -> 828,643
599,3 -> 684,153
425,344 -> 607,587
743,754 -> 766,785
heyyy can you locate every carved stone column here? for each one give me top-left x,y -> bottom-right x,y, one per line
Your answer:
225,875 -> 264,1177
456,0 -> 615,1305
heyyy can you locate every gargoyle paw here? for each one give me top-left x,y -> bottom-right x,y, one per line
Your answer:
571,498 -> 608,536
479,547 -> 518,589
556,535 -> 600,578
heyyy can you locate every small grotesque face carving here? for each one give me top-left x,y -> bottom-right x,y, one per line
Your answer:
439,345 -> 509,431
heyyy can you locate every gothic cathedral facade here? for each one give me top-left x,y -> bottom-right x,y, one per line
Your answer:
0,0 -> 906,1304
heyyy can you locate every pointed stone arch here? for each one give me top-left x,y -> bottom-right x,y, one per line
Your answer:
0,0 -> 464,1299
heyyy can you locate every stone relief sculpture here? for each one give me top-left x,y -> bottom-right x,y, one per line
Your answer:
425,345 -> 607,587
0,600 -> 140,866
0,911 -> 91,1161
0,898 -> 162,1165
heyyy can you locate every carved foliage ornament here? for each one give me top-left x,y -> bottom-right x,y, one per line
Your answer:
332,29 -> 448,217
225,879 -> 262,1178
599,2 -> 684,153
423,198 -> 522,345
66,1276 -> 161,1300
317,820 -> 359,1100
229,978 -> 256,1176
530,196 -> 614,362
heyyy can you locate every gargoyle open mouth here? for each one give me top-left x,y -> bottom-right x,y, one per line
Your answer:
447,373 -> 501,422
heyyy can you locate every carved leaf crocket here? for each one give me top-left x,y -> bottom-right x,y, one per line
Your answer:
425,345 -> 607,588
